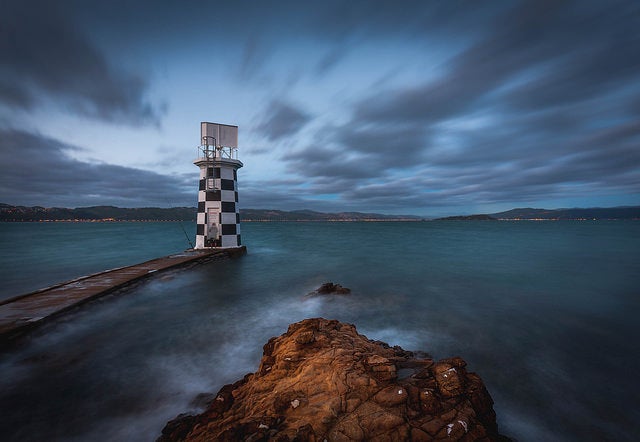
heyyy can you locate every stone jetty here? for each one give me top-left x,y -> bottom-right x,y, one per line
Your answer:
0,247 -> 246,345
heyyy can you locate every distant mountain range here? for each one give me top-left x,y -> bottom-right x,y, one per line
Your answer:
1,204 -> 638,222
0,204 -> 420,222
490,207 -> 640,220
0,204 -> 197,222
239,209 -> 421,221
435,207 -> 640,221
435,214 -> 497,221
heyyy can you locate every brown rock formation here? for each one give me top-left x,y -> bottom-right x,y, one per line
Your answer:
308,282 -> 351,296
159,318 -> 509,441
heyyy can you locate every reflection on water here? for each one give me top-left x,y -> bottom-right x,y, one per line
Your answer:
1,221 -> 639,441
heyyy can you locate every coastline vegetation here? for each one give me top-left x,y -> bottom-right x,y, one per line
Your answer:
1,203 -> 638,222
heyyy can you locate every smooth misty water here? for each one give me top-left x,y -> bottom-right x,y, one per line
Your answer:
0,222 -> 194,300
0,221 -> 638,441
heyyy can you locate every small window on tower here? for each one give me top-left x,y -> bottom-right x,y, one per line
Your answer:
207,167 -> 214,177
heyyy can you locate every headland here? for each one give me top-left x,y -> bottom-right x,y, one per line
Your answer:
159,317 -> 510,441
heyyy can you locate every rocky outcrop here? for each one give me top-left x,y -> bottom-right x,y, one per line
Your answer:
159,318 -> 509,441
308,282 -> 351,296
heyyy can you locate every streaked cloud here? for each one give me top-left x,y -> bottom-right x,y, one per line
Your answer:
0,2 -> 164,126
256,100 -> 312,141
0,129 -> 192,207
0,0 -> 638,215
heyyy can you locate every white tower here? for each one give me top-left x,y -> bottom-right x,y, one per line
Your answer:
194,122 -> 243,249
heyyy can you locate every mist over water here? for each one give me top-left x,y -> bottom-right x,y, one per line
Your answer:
0,221 -> 639,441
0,222 -> 194,300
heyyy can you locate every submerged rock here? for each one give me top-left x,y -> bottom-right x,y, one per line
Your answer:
308,282 -> 351,296
158,318 -> 510,441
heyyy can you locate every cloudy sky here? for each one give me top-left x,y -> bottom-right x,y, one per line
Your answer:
1,0 -> 638,216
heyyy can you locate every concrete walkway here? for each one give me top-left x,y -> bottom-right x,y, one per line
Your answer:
0,247 -> 246,344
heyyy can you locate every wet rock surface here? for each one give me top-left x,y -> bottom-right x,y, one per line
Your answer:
159,318 -> 510,441
308,282 -> 351,296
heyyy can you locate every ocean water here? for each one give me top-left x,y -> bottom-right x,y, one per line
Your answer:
0,220 -> 638,441
0,222 -> 195,300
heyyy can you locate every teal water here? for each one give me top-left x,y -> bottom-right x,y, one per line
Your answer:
0,221 -> 638,441
0,222 -> 194,300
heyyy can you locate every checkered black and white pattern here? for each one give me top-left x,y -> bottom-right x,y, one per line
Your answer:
194,160 -> 242,249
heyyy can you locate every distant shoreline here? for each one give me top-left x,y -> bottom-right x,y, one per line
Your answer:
1,218 -> 637,223
0,219 -> 424,223
2,203 -> 639,222
0,219 -> 192,223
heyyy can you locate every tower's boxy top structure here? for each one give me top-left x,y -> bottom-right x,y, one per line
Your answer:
194,122 -> 243,248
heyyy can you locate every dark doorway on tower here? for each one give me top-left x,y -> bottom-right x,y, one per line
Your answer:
206,208 -> 221,247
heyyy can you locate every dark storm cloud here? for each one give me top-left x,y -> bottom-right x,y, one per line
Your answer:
285,146 -> 377,180
0,1 -> 163,125
335,124 -> 429,164
0,129 -> 192,207
256,100 -> 312,141
305,0 -> 498,43
270,0 -> 640,214
279,106 -> 640,215
432,116 -> 640,203
350,0 -> 639,130
282,122 -> 429,181
239,180 -> 325,211
2,0 -> 638,214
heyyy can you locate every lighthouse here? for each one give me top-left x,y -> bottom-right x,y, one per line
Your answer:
194,122 -> 243,249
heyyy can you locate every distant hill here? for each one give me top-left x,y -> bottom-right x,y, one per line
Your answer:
2,204 -> 637,222
436,214 -> 496,221
0,204 -> 422,222
240,209 -> 422,222
0,204 -> 197,221
490,206 -> 640,220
